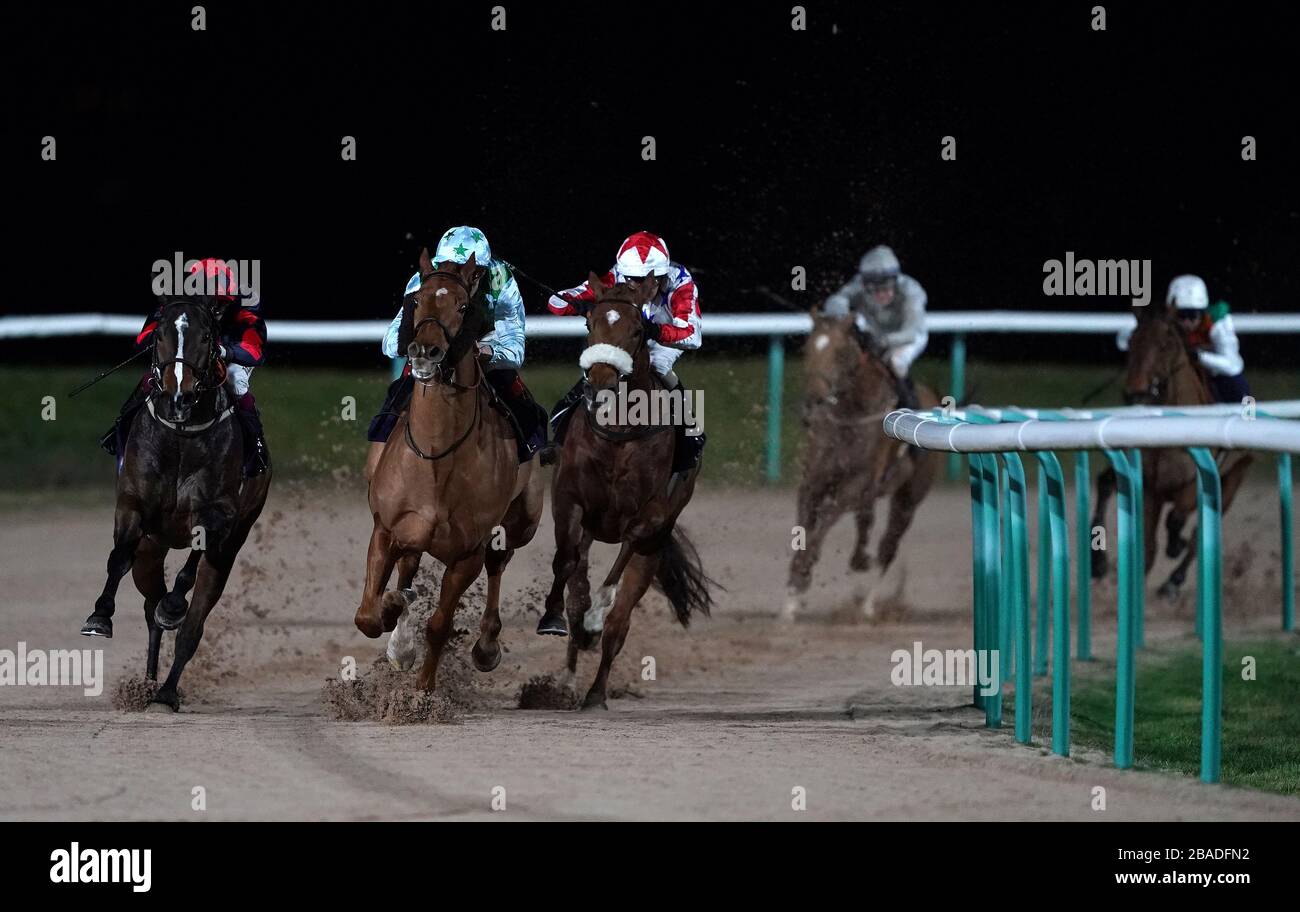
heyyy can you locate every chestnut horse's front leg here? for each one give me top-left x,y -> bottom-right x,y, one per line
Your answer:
354,519 -> 399,638
417,550 -> 485,692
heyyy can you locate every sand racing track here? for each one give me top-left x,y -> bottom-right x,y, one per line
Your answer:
2,481 -> 1298,821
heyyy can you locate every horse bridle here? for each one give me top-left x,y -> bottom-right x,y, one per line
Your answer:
580,296 -> 672,442
409,267 -> 475,373
403,267 -> 487,460
581,296 -> 650,383
150,301 -> 223,398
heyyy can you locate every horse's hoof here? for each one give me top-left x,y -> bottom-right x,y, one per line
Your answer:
471,640 -> 502,672
536,612 -> 568,636
154,594 -> 188,630
1090,556 -> 1108,580
147,693 -> 179,713
580,693 -> 608,711
1157,581 -> 1179,601
849,552 -> 872,573
1167,539 -> 1187,559
780,596 -> 800,621
81,615 -> 113,638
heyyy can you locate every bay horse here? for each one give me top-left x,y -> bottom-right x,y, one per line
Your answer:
785,312 -> 940,619
1090,307 -> 1252,597
81,296 -> 271,711
538,273 -> 714,710
354,250 -> 544,693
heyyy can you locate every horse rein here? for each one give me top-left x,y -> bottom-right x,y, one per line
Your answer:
403,345 -> 486,461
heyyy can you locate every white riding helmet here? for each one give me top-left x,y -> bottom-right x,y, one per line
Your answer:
859,245 -> 901,283
434,225 -> 492,268
1167,274 -> 1209,311
616,231 -> 671,278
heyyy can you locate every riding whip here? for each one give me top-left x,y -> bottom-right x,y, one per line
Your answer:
68,348 -> 149,398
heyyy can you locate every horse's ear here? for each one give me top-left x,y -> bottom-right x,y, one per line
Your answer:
460,252 -> 478,284
418,247 -> 434,276
588,271 -> 607,297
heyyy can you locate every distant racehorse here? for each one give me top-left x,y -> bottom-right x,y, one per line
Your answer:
1090,306 -> 1252,597
81,297 -> 272,711
785,312 -> 940,619
538,274 -> 714,710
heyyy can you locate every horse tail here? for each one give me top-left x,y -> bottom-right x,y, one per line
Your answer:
653,525 -> 717,628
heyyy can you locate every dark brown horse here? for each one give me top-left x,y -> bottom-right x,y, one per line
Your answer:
1090,307 -> 1252,597
354,250 -> 544,692
81,297 -> 271,711
785,313 -> 940,619
538,274 -> 713,709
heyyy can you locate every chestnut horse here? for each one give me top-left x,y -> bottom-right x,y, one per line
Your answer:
538,274 -> 714,709
81,297 -> 271,711
354,250 -> 544,692
785,312 -> 940,619
1090,307 -> 1251,597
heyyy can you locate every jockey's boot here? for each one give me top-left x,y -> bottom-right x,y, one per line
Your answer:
542,378 -> 586,464
235,392 -> 270,477
99,378 -> 151,457
487,370 -> 548,461
667,375 -> 706,487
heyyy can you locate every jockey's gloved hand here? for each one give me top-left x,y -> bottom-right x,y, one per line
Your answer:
642,318 -> 662,343
217,344 -> 229,361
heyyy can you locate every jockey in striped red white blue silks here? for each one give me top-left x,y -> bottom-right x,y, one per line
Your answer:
364,226 -> 544,477
1116,274 -> 1251,404
546,230 -> 705,476
100,257 -> 270,477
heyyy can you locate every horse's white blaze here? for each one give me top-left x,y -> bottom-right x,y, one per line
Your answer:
579,343 -> 634,377
584,584 -> 617,633
605,310 -> 620,325
435,288 -> 448,297
814,334 -> 830,351
173,313 -> 189,390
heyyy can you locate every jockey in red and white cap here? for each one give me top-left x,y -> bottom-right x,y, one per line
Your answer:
100,257 -> 269,477
546,231 -> 705,472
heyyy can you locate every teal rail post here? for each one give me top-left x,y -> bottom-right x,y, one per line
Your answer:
999,460 -> 1013,682
1034,463 -> 1050,676
1102,450 -> 1138,769
1279,454 -> 1295,632
968,456 -> 988,710
765,335 -> 784,483
1074,452 -> 1092,661
1035,451 -> 1070,757
981,454 -> 1003,728
946,333 -> 966,480
1188,447 -> 1223,784
1128,449 -> 1146,649
1000,453 -> 1032,744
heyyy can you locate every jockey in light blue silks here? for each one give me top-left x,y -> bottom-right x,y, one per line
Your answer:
364,226 -> 545,479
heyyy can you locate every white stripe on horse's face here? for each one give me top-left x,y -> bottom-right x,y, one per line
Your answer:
814,334 -> 830,351
173,313 -> 189,391
435,288 -> 448,297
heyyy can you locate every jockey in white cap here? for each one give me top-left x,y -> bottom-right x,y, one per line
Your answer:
1116,274 -> 1250,403
364,225 -> 544,480
546,230 -> 705,474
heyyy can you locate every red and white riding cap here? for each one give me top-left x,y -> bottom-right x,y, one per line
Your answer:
188,257 -> 238,301
615,231 -> 671,277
